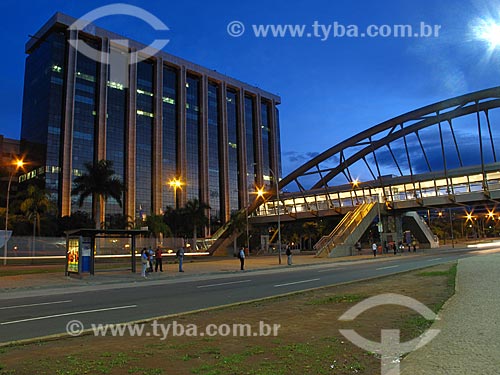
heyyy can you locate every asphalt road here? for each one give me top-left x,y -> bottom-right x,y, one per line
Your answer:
0,250 -> 478,344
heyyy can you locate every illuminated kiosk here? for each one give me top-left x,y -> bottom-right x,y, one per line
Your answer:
65,229 -> 149,276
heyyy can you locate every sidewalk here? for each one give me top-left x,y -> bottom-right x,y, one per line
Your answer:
401,252 -> 500,374
0,249 -> 442,293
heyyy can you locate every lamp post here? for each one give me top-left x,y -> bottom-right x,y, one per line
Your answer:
268,168 -> 282,265
168,178 -> 183,210
4,159 -> 24,266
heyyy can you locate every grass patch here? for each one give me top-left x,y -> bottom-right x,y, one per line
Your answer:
307,294 -> 366,305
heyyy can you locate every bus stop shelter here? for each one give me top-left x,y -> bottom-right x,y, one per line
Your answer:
65,228 -> 149,276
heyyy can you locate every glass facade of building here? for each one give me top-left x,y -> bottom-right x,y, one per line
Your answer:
261,101 -> 272,185
162,66 -> 178,209
208,82 -> 221,222
71,39 -> 99,214
186,75 -> 201,202
226,89 -> 240,213
245,96 -> 256,198
21,30 -> 66,204
21,14 -> 281,227
105,48 -> 127,217
135,61 -> 155,217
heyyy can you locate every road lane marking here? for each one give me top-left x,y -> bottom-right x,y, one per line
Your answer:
0,305 -> 137,325
376,265 -> 400,270
318,268 -> 345,273
197,280 -> 252,289
427,258 -> 442,261
0,300 -> 72,310
274,278 -> 320,288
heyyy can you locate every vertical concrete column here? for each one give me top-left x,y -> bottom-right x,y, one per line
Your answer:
395,214 -> 403,244
219,82 -> 230,222
152,57 -> 164,215
177,66 -> 187,207
254,94 -> 263,187
61,29 -> 78,217
96,37 -> 109,225
237,87 -> 248,208
125,50 -> 137,220
97,37 -> 109,162
199,75 -> 209,205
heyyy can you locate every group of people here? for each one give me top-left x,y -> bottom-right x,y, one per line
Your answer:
355,240 -> 418,258
236,245 -> 293,271
140,243 -> 189,278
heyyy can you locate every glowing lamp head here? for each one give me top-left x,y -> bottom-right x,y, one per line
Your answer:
256,187 -> 266,199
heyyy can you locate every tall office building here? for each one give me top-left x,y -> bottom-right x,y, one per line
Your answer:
21,13 -> 281,228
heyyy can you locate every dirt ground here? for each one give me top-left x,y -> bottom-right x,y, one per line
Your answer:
0,262 -> 456,375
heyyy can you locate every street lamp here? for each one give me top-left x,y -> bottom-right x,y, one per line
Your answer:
4,158 -> 24,266
268,169 -> 282,265
168,178 -> 183,209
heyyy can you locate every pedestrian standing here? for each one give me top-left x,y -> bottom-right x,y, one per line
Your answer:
155,246 -> 163,272
176,244 -> 187,272
286,246 -> 292,266
239,246 -> 245,270
372,242 -> 377,257
147,246 -> 154,272
140,248 -> 148,278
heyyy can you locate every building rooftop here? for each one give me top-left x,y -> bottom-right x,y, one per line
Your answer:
26,12 -> 281,103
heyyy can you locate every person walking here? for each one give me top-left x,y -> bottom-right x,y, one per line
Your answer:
140,248 -> 149,278
372,242 -> 378,257
286,246 -> 292,266
155,246 -> 163,272
355,241 -> 362,254
238,246 -> 245,270
176,244 -> 187,272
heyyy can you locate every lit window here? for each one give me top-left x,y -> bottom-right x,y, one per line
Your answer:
137,89 -> 154,97
162,97 -> 175,105
107,81 -> 124,90
52,65 -> 63,73
137,110 -> 154,118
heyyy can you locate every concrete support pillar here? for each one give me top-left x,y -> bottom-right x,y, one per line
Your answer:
200,75 -> 210,236
219,82 -> 230,222
61,29 -> 78,217
237,87 -> 248,208
125,50 -> 137,220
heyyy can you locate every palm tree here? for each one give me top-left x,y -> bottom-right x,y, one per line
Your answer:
184,199 -> 210,248
20,185 -> 52,236
20,185 -> 52,257
71,160 -> 125,229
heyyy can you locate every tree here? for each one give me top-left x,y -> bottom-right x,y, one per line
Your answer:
146,215 -> 171,238
106,214 -> 135,230
302,221 -> 319,250
71,160 -> 125,229
184,199 -> 210,248
20,185 -> 52,236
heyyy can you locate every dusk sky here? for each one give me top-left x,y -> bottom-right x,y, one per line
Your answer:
1,0 -> 499,177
